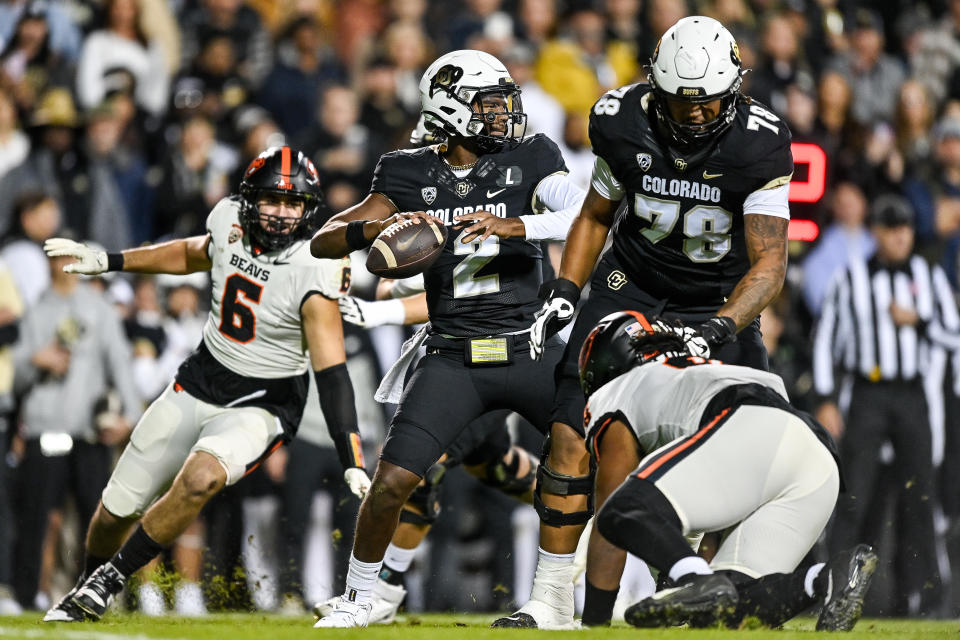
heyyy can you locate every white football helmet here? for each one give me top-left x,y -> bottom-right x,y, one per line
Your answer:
419,49 -> 526,152
648,16 -> 743,150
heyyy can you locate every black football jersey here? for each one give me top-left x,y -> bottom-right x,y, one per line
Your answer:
370,134 -> 567,336
589,84 -> 793,307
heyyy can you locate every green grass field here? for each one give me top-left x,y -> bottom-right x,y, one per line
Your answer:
0,614 -> 957,640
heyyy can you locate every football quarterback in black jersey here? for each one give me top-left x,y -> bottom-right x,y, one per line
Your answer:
525,16 -> 793,626
311,50 -> 589,629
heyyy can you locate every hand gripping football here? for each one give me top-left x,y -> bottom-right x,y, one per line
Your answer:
366,218 -> 448,279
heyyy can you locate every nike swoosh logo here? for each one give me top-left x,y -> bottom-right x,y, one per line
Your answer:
702,171 -> 723,179
396,229 -> 422,251
487,188 -> 506,198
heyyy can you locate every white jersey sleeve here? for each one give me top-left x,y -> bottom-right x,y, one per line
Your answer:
585,359 -> 789,455
202,198 -> 350,378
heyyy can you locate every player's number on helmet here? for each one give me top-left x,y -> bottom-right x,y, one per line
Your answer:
219,274 -> 263,343
634,194 -> 733,263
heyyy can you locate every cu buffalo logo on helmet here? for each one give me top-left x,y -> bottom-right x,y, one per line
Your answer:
430,64 -> 463,98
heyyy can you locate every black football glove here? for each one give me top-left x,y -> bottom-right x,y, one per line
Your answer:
695,316 -> 738,349
529,278 -> 581,360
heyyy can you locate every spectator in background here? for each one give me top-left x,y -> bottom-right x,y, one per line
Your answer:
638,0 -> 688,60
905,117 -> 960,271
257,16 -> 343,140
84,99 -> 155,246
0,2 -> 72,115
179,0 -> 273,90
535,6 -> 637,117
227,105 -> 283,186
11,248 -> 140,609
0,0 -> 81,64
170,32 -> 250,137
0,88 -> 130,251
603,0 -> 642,53
357,56 -> 417,159
515,0 -> 558,48
749,11 -> 813,117
153,115 -> 233,239
446,0 -> 513,52
828,8 -> 906,129
801,182 -> 876,318
0,191 -> 59,308
813,196 -> 955,617
75,0 -> 169,119
0,86 -> 27,180
381,21 -> 431,114
895,80 -> 937,177
501,43 -> 564,144
298,86 -> 372,209
0,257 -> 21,615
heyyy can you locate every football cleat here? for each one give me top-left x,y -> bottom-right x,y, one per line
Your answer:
72,562 -> 126,621
624,573 -> 738,628
312,596 -> 372,628
314,579 -> 406,624
42,577 -> 87,622
491,598 -> 581,630
816,544 -> 878,632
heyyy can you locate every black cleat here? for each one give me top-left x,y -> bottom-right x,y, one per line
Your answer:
72,562 -> 126,621
42,578 -> 88,623
816,544 -> 878,632
491,612 -> 538,628
625,573 -> 739,628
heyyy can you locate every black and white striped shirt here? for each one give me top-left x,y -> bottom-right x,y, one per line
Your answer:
813,254 -> 960,397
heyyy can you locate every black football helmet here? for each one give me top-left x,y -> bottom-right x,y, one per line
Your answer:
578,311 -> 690,397
238,146 -> 323,251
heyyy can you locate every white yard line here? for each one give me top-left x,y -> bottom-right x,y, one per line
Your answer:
0,626 -> 189,640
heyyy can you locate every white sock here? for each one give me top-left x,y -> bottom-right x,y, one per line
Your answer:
528,548 -> 575,616
668,556 -> 712,583
344,553 -> 382,605
383,543 -> 417,573
804,563 -> 826,598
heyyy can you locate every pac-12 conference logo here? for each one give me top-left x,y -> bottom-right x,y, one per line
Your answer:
421,186 -> 437,205
636,153 -> 652,172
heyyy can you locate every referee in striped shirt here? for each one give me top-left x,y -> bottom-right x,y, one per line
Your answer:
812,194 -> 959,615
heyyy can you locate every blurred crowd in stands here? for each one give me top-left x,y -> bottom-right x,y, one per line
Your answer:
2,0 -> 960,621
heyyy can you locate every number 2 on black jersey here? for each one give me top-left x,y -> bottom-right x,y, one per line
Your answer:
219,273 -> 263,343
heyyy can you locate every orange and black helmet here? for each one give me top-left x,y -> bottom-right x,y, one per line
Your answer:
238,146 -> 323,251
578,311 -> 689,397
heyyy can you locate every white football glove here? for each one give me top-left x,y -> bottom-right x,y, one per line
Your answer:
343,467 -> 372,499
529,278 -> 581,360
677,325 -> 711,359
43,237 -> 108,275
338,296 -> 406,328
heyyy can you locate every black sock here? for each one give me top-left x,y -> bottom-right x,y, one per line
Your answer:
83,555 -> 110,582
379,564 -> 405,586
581,580 -> 619,627
725,568 -> 816,628
111,526 -> 165,578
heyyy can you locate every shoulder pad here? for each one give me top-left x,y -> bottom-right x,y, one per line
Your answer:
205,196 -> 243,240
721,97 -> 793,180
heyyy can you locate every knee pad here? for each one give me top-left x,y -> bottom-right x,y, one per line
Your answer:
533,436 -> 594,527
399,463 -> 446,526
478,446 -> 538,497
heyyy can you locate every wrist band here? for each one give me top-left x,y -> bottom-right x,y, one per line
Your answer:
107,253 -> 125,272
345,220 -> 373,250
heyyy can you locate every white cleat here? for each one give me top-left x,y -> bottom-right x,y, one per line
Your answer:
313,596 -> 372,628
314,580 -> 406,625
368,580 -> 406,624
491,598 -> 581,630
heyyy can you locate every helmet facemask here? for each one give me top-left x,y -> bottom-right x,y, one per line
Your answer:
649,71 -> 741,151
466,86 -> 527,153
239,189 -> 318,252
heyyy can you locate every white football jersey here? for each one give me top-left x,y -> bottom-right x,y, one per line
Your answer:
202,198 -> 350,378
584,358 -> 789,455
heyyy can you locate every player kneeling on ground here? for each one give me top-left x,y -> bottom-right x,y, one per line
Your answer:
41,146 -> 370,623
579,311 -> 876,631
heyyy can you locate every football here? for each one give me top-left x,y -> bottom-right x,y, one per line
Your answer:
366,218 -> 448,279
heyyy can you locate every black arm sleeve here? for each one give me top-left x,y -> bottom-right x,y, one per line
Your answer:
0,321 -> 18,346
314,363 -> 364,469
